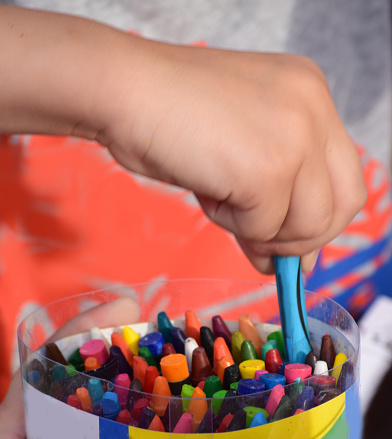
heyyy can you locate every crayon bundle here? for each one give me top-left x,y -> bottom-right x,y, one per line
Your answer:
25,311 -> 354,434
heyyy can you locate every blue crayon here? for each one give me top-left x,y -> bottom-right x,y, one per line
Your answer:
171,327 -> 187,354
249,411 -> 268,428
157,311 -> 173,343
274,256 -> 312,364
92,401 -> 104,417
27,370 -> 41,385
258,373 -> 286,390
292,386 -> 315,413
138,331 -> 165,357
52,364 -> 68,382
278,362 -> 292,375
101,391 -> 121,421
237,379 -> 265,396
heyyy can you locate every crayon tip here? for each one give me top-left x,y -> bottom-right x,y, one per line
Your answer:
150,376 -> 172,417
173,413 -> 193,434
190,347 -> 214,387
187,386 -> 208,433
122,326 -> 140,355
185,310 -> 202,345
212,315 -> 232,349
213,337 -> 233,370
238,314 -> 263,358
148,415 -> 165,432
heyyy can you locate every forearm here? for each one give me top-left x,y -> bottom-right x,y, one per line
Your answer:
0,5 -> 142,140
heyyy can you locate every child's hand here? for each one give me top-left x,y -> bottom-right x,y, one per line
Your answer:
0,297 -> 140,438
0,6 -> 367,274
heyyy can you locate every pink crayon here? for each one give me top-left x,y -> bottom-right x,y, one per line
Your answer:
254,369 -> 269,380
173,413 -> 193,433
265,384 -> 285,418
284,363 -> 312,384
114,373 -> 131,409
80,339 -> 109,365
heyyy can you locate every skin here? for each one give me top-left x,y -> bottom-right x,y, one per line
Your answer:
0,6 -> 367,435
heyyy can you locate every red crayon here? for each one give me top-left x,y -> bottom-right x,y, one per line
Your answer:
132,398 -> 150,422
265,349 -> 283,374
144,366 -> 160,395
162,343 -> 176,357
67,394 -> 82,410
198,380 -> 206,391
116,409 -> 131,425
216,414 -> 235,433
133,356 -> 149,387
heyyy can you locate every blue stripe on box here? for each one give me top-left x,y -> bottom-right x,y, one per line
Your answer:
99,417 -> 129,438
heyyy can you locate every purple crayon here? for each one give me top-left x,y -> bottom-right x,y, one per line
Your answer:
212,315 -> 232,349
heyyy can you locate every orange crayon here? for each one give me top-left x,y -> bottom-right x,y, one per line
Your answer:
76,387 -> 93,413
187,386 -> 208,433
84,357 -> 101,371
150,376 -> 172,416
161,354 -> 191,395
216,356 -> 234,384
148,415 -> 166,432
238,314 -> 264,358
133,356 -> 149,387
111,332 -> 134,367
213,337 -> 233,370
185,310 -> 202,345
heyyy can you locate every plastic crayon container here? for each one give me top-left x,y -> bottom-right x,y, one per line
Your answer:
18,279 -> 361,438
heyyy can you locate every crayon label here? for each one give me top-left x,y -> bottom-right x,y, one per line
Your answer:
24,379 -> 360,438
